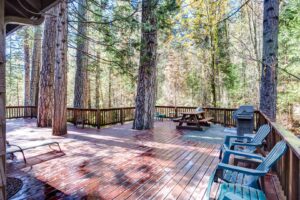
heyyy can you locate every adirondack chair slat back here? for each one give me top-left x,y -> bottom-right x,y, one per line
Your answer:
256,141 -> 287,171
252,124 -> 271,144
195,107 -> 204,112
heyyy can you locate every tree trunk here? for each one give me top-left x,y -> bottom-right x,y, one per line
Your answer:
73,0 -> 88,108
87,75 -> 91,108
95,53 -> 101,109
259,0 -> 279,122
53,0 -> 68,136
30,26 -> 42,107
0,0 -> 6,197
133,0 -> 158,130
37,7 -> 57,127
210,30 -> 217,107
108,68 -> 112,108
246,3 -> 261,106
23,28 -> 31,108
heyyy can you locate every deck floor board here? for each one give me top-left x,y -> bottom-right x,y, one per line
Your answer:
6,119 -> 281,200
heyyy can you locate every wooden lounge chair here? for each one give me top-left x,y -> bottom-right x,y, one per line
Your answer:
219,124 -> 271,159
7,141 -> 62,163
206,140 -> 287,199
212,183 -> 267,200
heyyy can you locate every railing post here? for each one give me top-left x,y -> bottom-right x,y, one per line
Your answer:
223,110 -> 226,126
74,109 -> 77,126
120,108 -> 124,125
30,107 -> 33,118
175,107 -> 178,118
96,109 -> 100,129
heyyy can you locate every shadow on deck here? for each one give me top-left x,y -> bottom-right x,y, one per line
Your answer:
7,119 -> 280,200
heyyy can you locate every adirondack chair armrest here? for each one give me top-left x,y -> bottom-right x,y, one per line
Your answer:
217,163 -> 267,176
231,142 -> 262,147
224,135 -> 253,146
222,149 -> 264,163
223,149 -> 264,159
225,135 -> 253,140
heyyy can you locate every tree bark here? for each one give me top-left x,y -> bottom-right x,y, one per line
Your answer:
210,28 -> 217,107
30,26 -> 42,107
37,7 -> 57,127
133,0 -> 158,130
0,0 -> 6,197
108,67 -> 112,108
95,52 -> 101,109
87,75 -> 91,108
259,0 -> 279,122
246,3 -> 261,106
73,0 -> 88,108
53,0 -> 68,136
23,28 -> 31,108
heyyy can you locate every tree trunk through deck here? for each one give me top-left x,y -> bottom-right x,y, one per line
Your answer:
30,26 -> 42,107
133,0 -> 158,130
0,0 -> 6,198
260,0 -> 279,122
37,7 -> 57,127
53,0 -> 68,136
73,0 -> 88,108
24,28 -> 31,110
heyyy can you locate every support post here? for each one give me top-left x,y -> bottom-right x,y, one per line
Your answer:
31,107 -> 33,118
0,0 -> 6,198
120,108 -> 124,125
74,109 -> 77,126
96,109 -> 100,129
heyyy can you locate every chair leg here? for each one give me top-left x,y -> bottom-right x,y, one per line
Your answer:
20,150 -> 26,163
219,148 -> 223,160
56,143 -> 62,152
49,142 -> 62,152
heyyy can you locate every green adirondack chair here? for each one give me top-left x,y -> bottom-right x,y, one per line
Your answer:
219,124 -> 271,159
206,140 -> 287,199
155,112 -> 166,121
215,183 -> 266,200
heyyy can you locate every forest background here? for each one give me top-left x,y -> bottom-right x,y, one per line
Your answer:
5,0 -> 300,134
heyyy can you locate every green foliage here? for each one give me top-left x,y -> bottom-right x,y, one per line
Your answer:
278,0 -> 300,112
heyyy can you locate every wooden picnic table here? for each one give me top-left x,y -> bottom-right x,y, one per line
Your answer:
176,111 -> 205,130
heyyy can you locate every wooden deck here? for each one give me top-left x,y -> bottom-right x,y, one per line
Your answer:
7,119 -> 282,200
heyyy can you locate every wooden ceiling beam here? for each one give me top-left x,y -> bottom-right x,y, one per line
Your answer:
5,16 -> 44,26
5,0 -> 60,34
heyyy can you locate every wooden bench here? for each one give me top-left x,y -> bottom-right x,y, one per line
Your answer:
7,141 -> 62,163
178,117 -> 213,126
172,117 -> 182,122
199,117 -> 213,126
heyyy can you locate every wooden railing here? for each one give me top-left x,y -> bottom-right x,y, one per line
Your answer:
6,106 -> 37,119
66,107 -> 135,128
256,111 -> 300,200
156,106 -> 262,130
5,105 -> 300,199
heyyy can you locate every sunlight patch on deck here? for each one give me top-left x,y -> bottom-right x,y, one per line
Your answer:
181,124 -> 236,144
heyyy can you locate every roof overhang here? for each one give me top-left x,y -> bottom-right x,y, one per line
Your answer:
5,0 -> 59,35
